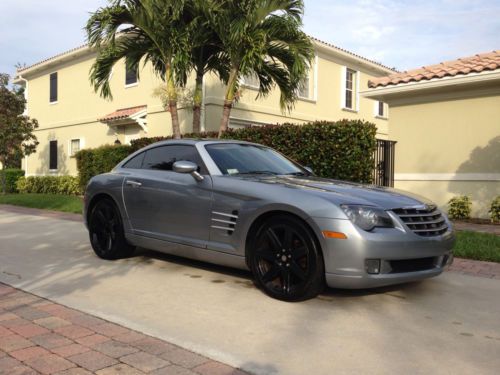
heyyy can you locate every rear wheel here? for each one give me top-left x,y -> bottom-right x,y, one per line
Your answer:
89,199 -> 135,260
249,215 -> 324,301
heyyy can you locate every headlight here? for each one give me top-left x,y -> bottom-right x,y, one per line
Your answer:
341,205 -> 394,231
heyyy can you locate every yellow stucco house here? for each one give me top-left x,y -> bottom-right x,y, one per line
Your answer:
363,51 -> 500,217
13,37 -> 393,177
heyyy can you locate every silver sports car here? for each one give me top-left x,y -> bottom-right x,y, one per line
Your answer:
84,139 -> 455,301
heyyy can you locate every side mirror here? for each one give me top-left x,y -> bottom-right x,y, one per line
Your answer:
304,166 -> 314,174
173,161 -> 204,181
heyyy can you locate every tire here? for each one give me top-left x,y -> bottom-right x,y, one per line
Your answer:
249,215 -> 325,301
88,198 -> 135,260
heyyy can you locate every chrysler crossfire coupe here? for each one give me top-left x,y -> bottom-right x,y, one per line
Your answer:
83,140 -> 455,301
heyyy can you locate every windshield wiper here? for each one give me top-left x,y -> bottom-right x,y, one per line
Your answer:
235,170 -> 278,175
285,171 -> 308,176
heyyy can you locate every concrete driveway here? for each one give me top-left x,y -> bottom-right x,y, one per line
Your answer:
0,208 -> 499,375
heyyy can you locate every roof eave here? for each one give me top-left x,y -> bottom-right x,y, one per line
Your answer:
13,45 -> 93,82
362,69 -> 500,100
311,38 -> 396,75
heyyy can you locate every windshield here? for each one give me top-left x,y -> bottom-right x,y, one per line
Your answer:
205,143 -> 308,176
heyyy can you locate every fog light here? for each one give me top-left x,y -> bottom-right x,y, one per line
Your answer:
365,259 -> 381,274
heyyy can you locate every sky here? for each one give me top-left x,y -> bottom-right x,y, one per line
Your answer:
1,0 -> 499,78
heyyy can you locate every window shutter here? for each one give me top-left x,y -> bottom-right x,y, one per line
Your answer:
340,66 -> 346,108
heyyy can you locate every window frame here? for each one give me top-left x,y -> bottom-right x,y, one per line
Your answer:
345,68 -> 355,110
69,138 -> 83,157
49,72 -> 58,104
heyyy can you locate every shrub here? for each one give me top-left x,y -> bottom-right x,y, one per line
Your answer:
0,169 -> 25,193
16,176 -> 82,195
489,196 -> 500,223
130,120 -> 378,183
75,145 -> 132,189
447,195 -> 472,220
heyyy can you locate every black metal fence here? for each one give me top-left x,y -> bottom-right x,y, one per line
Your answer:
373,139 -> 396,187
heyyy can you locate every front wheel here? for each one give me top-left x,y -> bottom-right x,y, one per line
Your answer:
88,199 -> 135,260
249,215 -> 324,301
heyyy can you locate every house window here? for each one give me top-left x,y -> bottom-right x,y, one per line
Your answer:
49,140 -> 58,170
70,139 -> 81,156
125,62 -> 138,86
49,72 -> 58,103
298,76 -> 310,99
241,73 -> 260,89
377,101 -> 385,117
345,69 -> 356,109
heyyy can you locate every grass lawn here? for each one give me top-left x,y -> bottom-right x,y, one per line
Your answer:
0,194 -> 83,214
453,231 -> 500,263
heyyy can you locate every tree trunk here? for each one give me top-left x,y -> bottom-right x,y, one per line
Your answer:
218,67 -> 239,138
166,67 -> 181,139
219,100 -> 233,138
0,158 -> 6,195
192,72 -> 203,134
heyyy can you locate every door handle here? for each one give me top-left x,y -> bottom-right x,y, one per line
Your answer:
126,180 -> 142,187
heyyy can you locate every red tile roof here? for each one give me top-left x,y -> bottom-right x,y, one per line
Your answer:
98,105 -> 147,122
17,44 -> 89,74
369,50 -> 500,88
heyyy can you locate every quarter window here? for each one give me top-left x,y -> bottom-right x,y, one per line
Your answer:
142,145 -> 207,174
49,140 -> 58,170
123,152 -> 145,169
345,69 -> 356,109
50,72 -> 58,103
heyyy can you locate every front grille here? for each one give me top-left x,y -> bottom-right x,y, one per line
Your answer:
393,206 -> 448,237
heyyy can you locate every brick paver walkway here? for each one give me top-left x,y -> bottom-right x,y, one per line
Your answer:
0,283 -> 248,375
448,257 -> 500,279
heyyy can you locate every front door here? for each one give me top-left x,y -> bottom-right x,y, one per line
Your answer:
122,144 -> 212,248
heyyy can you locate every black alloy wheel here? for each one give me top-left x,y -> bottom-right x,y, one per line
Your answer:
249,215 -> 324,301
89,199 -> 135,260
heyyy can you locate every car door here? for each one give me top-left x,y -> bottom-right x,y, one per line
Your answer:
122,144 -> 213,248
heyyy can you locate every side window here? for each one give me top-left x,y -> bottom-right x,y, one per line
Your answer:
122,152 -> 145,169
142,145 -> 207,174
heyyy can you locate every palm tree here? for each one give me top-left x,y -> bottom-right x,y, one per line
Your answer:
209,0 -> 314,137
185,0 -> 230,133
86,0 -> 191,139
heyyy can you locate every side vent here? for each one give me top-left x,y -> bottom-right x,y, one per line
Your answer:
211,210 -> 239,235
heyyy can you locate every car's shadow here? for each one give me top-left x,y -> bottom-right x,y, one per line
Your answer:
132,247 -> 425,300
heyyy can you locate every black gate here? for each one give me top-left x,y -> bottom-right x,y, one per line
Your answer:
373,140 -> 396,187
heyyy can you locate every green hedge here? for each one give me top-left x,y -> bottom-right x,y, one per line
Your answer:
130,120 -> 377,183
75,145 -> 132,189
130,132 -> 219,152
16,176 -> 82,195
0,169 -> 25,193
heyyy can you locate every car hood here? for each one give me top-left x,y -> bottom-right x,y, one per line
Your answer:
235,175 -> 434,210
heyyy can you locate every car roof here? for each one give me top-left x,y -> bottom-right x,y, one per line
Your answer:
144,139 -> 259,147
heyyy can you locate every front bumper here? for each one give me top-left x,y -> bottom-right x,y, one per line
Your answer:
310,217 -> 455,289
